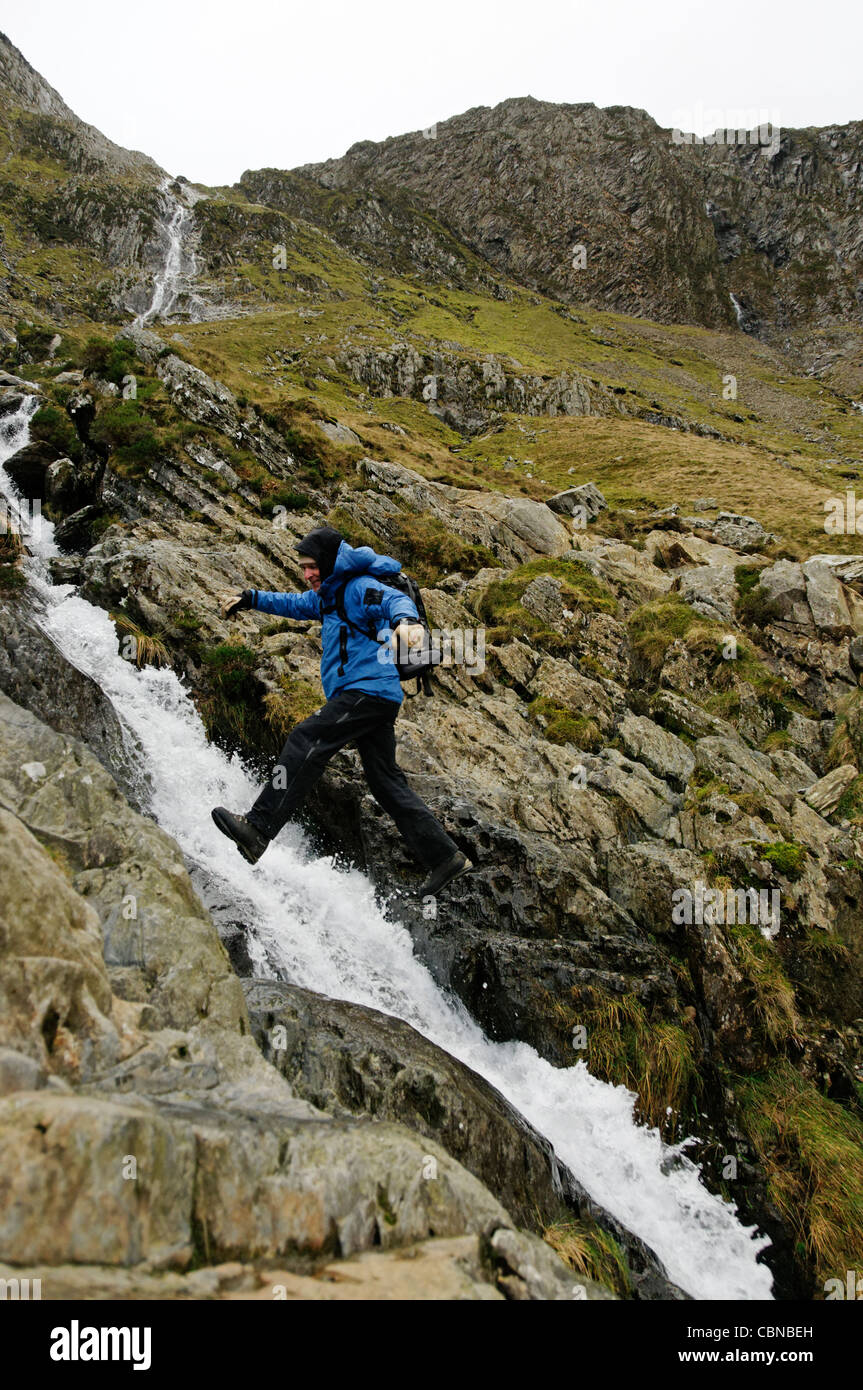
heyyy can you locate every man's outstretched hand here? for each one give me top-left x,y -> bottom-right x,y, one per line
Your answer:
219,590 -> 254,619
391,621 -> 426,651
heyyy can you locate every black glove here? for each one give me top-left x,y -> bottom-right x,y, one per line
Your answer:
219,589 -> 255,619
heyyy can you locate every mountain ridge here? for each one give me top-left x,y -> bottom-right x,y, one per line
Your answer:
0,30 -> 161,177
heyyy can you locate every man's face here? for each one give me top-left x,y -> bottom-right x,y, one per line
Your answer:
301,559 -> 321,592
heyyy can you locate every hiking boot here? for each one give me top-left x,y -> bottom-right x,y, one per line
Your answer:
419,850 -> 473,898
212,807 -> 269,864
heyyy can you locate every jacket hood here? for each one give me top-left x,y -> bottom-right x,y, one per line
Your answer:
319,542 -> 402,595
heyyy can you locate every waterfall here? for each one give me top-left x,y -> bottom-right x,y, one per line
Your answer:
135,176 -> 196,327
729,293 -> 746,328
0,394 -> 774,1300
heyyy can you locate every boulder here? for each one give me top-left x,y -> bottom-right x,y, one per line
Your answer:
802,558 -> 854,639
546,482 -> 607,521
520,576 -> 583,639
803,765 -> 858,817
0,1047 -> 46,1095
757,561 -> 811,629
675,564 -> 737,623
244,980 -> 576,1232
0,1092 -> 196,1266
3,440 -> 59,499
693,736 -> 792,805
44,457 -> 79,509
0,599 -> 137,793
489,639 -> 538,695
459,492 -> 571,558
316,419 -> 361,446
0,811 -> 126,1084
711,512 -> 770,551
768,749 -> 818,792
580,747 -> 682,841
606,843 -> 704,937
529,655 -> 617,733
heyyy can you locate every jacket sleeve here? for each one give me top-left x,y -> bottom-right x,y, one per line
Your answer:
353,579 -> 419,632
249,588 -> 321,620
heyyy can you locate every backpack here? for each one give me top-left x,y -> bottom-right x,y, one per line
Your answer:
334,573 -> 438,697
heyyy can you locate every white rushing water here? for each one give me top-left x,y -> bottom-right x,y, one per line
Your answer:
0,394 -> 774,1299
729,292 -> 746,329
135,177 -> 195,327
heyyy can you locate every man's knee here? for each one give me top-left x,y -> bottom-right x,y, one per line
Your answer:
277,712 -> 326,764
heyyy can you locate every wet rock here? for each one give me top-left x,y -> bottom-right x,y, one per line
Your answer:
44,457 -> 79,509
243,979 -> 577,1232
0,602 -> 138,795
3,440 -> 59,499
52,504 -> 112,553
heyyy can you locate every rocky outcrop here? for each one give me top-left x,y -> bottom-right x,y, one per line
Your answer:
243,980 -> 679,1297
351,456 -> 576,563
0,1231 -> 616,1301
0,690 -> 603,1297
337,341 -> 609,434
0,596 -> 139,798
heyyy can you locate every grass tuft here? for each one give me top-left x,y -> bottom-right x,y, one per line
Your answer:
736,1061 -> 863,1290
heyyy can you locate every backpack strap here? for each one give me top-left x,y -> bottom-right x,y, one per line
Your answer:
334,578 -> 378,640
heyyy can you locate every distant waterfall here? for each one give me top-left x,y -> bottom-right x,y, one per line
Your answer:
135,176 -> 196,326
729,292 -> 746,328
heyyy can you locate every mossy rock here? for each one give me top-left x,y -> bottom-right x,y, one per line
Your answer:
528,697 -> 602,750
759,841 -> 806,880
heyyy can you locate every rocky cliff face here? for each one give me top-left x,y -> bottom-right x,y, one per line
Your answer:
289,96 -> 863,339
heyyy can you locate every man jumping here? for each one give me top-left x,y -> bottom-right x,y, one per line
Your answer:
211,525 -> 472,897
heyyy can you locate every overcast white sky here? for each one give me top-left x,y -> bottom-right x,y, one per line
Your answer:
5,0 -> 861,186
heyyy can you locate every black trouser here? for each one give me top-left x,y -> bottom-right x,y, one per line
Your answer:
247,688 -> 459,871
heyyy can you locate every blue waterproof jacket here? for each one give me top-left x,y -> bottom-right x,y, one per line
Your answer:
249,541 -> 419,705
